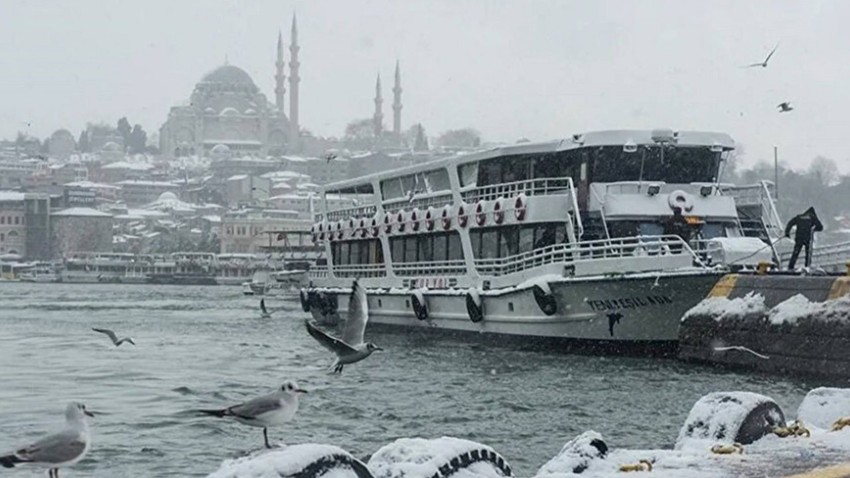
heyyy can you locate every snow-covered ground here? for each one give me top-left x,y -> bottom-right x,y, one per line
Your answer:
206,390 -> 850,478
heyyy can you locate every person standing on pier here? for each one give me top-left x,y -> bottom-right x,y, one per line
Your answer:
784,206 -> 823,269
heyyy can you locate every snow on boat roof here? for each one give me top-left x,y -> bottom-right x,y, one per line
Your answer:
0,191 -> 26,202
65,180 -> 121,190
320,129 -> 736,192
52,207 -> 112,217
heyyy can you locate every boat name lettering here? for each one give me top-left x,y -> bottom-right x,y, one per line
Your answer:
586,295 -> 672,311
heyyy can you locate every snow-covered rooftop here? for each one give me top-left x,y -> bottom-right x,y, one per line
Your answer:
0,191 -> 26,202
52,207 -> 112,218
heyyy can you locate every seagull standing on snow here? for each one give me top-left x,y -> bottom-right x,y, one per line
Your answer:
744,44 -> 779,68
92,327 -> 135,347
199,381 -> 307,449
305,280 -> 382,373
777,102 -> 794,113
0,402 -> 94,478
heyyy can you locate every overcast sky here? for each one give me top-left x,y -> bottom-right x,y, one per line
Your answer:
2,0 -> 849,171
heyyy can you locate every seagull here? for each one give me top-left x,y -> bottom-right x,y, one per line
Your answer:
0,402 -> 94,478
305,280 -> 382,373
259,299 -> 272,318
713,345 -> 770,360
199,381 -> 307,449
324,151 -> 337,163
778,102 -> 794,113
744,44 -> 779,68
92,327 -> 135,347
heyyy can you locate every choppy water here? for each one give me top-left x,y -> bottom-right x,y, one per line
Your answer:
0,283 -> 831,477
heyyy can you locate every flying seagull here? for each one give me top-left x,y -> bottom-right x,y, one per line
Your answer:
745,44 -> 779,68
713,345 -> 770,360
324,151 -> 337,163
199,381 -> 307,449
305,280 -> 382,373
92,327 -> 135,347
777,102 -> 794,113
260,298 -> 272,318
0,402 -> 94,478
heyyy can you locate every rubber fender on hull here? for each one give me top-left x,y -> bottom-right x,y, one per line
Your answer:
532,284 -> 557,316
300,289 -> 311,313
411,290 -> 429,321
465,289 -> 483,323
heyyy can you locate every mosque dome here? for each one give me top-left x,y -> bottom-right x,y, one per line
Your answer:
50,129 -> 74,141
158,192 -> 178,202
102,141 -> 121,152
198,65 -> 258,92
211,144 -> 230,154
219,107 -> 240,117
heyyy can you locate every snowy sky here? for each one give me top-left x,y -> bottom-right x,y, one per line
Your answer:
3,0 -> 849,171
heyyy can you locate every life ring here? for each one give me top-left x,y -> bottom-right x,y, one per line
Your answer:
457,203 -> 469,228
410,208 -> 421,232
311,233 -> 318,243
318,222 -> 325,241
359,218 -> 368,238
475,201 -> 487,226
299,288 -> 311,312
397,210 -> 406,233
383,213 -> 392,234
441,205 -> 452,230
514,194 -> 527,221
532,283 -> 557,316
668,190 -> 694,213
425,207 -> 436,231
411,289 -> 428,321
465,288 -> 483,323
348,217 -> 356,230
336,221 -> 344,240
371,217 -> 380,237
493,198 -> 505,224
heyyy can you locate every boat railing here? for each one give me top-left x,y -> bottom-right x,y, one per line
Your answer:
461,177 -> 574,203
331,263 -> 387,278
721,181 -> 783,236
324,204 -> 379,223
392,259 -> 467,276
780,240 -> 850,272
474,235 -> 704,277
383,192 -> 455,215
310,265 -> 329,278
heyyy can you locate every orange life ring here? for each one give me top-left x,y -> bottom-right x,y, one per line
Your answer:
397,210 -> 406,233
493,198 -> 505,224
514,194 -> 527,221
458,203 -> 469,228
410,209 -> 420,232
475,201 -> 487,226
441,205 -> 452,230
425,207 -> 436,231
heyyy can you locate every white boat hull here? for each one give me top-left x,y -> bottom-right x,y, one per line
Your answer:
309,271 -> 722,353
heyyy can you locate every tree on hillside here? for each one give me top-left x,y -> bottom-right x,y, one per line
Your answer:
413,124 -> 429,152
435,128 -> 481,148
128,124 -> 147,154
117,117 -> 132,149
344,118 -> 375,140
78,130 -> 89,153
809,156 -> 839,187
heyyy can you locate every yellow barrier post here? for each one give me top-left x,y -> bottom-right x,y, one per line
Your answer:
757,262 -> 771,275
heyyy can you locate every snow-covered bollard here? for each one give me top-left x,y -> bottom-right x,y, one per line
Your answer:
207,444 -> 373,478
534,431 -> 608,476
675,392 -> 785,450
368,437 -> 512,478
797,387 -> 850,430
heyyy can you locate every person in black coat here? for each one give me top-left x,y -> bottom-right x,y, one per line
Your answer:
664,207 -> 692,253
784,206 -> 823,269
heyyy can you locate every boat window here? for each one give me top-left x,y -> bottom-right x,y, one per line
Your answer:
458,163 -> 478,188
425,169 -> 450,192
609,221 -> 639,239
390,232 -> 462,263
519,226 -> 534,253
699,222 -> 728,240
499,227 -> 519,257
590,145 -> 719,183
447,233 -> 463,261
638,222 -> 664,236
331,239 -> 383,265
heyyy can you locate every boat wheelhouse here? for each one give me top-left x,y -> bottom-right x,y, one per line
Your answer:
304,129 -> 782,352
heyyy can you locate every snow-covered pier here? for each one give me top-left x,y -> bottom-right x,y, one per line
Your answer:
679,273 -> 850,378
205,389 -> 850,478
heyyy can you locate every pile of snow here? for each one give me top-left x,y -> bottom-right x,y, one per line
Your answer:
675,392 -> 784,451
535,431 -> 608,476
797,388 -> 850,430
682,292 -> 767,322
368,437 -> 510,478
207,444 -> 370,478
769,294 -> 850,325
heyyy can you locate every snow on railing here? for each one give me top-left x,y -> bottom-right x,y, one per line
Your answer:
383,192 -> 455,215
392,259 -> 467,277
474,235 -> 703,277
461,177 -> 574,203
331,263 -> 387,278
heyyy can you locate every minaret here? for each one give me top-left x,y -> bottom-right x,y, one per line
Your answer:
274,30 -> 285,115
288,14 -> 300,151
392,60 -> 402,137
373,73 -> 384,139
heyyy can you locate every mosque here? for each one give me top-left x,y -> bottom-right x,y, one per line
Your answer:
159,15 -> 404,158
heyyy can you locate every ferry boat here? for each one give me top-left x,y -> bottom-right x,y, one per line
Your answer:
18,262 -> 60,283
303,129 -> 782,353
